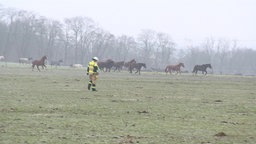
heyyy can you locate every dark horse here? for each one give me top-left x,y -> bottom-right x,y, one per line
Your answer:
192,64 -> 212,75
32,56 -> 47,71
124,59 -> 136,73
165,62 -> 185,74
113,61 -> 125,72
130,63 -> 146,75
98,59 -> 115,72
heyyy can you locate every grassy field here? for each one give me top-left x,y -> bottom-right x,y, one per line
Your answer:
0,63 -> 256,144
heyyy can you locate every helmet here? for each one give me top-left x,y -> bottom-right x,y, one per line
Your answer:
92,57 -> 99,61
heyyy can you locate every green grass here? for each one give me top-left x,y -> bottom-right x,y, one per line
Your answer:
0,64 -> 256,144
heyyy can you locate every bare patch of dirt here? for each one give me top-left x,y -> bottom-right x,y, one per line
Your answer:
137,110 -> 149,114
214,132 -> 227,137
214,100 -> 222,102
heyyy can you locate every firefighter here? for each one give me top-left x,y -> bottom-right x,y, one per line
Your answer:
87,57 -> 99,91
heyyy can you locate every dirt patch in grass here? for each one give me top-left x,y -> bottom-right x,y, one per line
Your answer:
214,132 -> 227,137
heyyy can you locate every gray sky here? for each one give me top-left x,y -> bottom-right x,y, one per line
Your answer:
1,0 -> 256,48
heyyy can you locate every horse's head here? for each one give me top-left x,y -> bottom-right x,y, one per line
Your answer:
206,64 -> 212,69
130,59 -> 136,64
179,63 -> 185,67
42,56 -> 47,60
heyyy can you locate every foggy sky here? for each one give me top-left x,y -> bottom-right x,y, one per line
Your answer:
1,0 -> 256,48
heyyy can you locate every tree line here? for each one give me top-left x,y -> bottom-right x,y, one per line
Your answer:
0,6 -> 255,75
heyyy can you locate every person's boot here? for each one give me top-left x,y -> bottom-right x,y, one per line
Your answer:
92,84 -> 97,91
88,81 -> 92,90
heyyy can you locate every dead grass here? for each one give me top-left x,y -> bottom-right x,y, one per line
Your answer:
0,64 -> 256,144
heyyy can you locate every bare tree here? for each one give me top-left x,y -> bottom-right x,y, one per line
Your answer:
45,20 -> 63,60
64,17 -> 85,63
116,35 -> 137,61
156,32 -> 175,68
137,29 -> 157,66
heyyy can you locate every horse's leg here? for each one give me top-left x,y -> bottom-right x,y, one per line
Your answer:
195,70 -> 199,75
176,69 -> 180,75
129,66 -> 132,73
135,68 -> 138,74
37,65 -> 40,71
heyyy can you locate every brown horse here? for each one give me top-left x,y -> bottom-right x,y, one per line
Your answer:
113,61 -> 125,72
98,59 -> 115,72
165,62 -> 185,74
32,56 -> 47,71
130,63 -> 146,75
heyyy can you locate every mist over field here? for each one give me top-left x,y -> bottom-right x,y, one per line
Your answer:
0,0 -> 256,75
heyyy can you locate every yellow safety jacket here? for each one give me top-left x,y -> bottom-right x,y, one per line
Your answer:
87,60 -> 99,74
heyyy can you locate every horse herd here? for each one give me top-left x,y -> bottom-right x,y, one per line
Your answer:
164,62 -> 212,75
0,55 -> 212,75
97,59 -> 147,75
97,59 -> 212,75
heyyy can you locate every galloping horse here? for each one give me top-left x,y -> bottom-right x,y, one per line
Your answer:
112,61 -> 125,72
192,64 -> 212,75
124,59 -> 136,73
165,62 -> 185,74
19,57 -> 32,64
124,59 -> 136,68
98,59 -> 115,72
130,63 -> 146,75
32,56 -> 47,71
